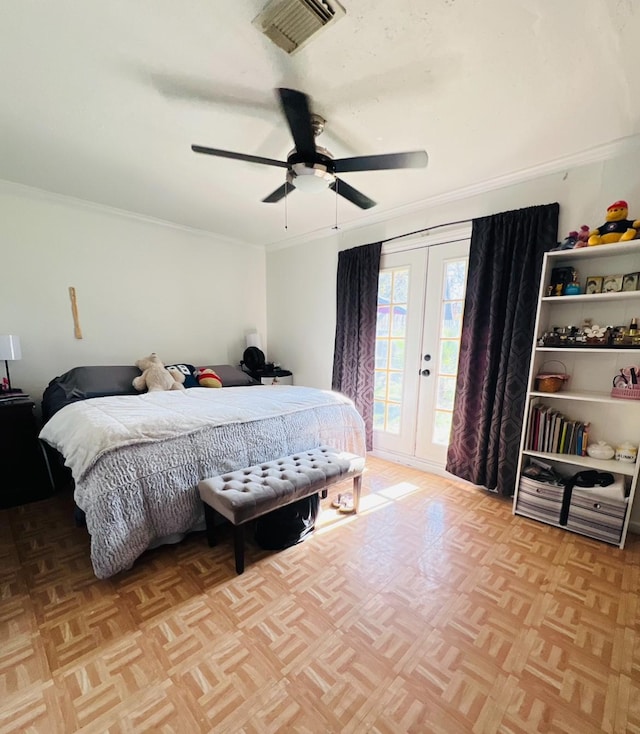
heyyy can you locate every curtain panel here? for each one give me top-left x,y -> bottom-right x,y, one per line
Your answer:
446,203 -> 559,496
332,242 -> 382,451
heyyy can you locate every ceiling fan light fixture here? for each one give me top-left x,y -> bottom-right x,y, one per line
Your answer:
288,163 -> 335,193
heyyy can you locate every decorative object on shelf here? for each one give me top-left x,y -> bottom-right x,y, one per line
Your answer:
586,441 -> 615,460
603,273 -> 624,292
588,200 -> 640,246
0,335 -> 21,391
549,266 -> 577,296
539,322 -> 614,347
622,272 -> 640,291
550,225 -> 590,251
615,441 -> 638,463
535,361 -> 569,392
585,276 -> 603,294
564,268 -> 582,295
611,365 -> 640,399
584,323 -> 608,344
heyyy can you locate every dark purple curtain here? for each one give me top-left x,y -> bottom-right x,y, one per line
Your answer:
332,242 -> 382,451
446,203 -> 559,495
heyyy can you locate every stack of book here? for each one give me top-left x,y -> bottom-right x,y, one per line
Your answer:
525,403 -> 590,456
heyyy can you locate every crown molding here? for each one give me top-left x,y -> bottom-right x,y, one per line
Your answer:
265,133 -> 640,253
0,178 -> 257,250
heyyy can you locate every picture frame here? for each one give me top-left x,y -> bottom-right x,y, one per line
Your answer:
622,272 -> 640,292
585,276 -> 603,294
602,274 -> 623,293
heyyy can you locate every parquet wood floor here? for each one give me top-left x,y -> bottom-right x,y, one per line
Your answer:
1,456 -> 639,733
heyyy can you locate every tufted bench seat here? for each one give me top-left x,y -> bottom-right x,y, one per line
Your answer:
198,446 -> 365,574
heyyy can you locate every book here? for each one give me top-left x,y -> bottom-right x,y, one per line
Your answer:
559,421 -> 568,453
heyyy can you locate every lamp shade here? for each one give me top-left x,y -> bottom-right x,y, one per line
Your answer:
0,335 -> 21,360
246,331 -> 263,352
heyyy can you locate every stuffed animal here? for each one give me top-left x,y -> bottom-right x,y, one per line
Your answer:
132,353 -> 185,392
574,224 -> 590,248
194,367 -> 222,388
588,201 -> 640,246
551,224 -> 592,251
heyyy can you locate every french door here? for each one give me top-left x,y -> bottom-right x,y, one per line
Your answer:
372,239 -> 469,470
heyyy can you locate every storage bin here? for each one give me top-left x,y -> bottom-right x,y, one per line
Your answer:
515,476 -> 564,524
566,488 -> 627,544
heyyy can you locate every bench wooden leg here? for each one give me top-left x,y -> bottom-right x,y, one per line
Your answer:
203,503 -> 218,547
233,524 -> 245,575
353,474 -> 362,513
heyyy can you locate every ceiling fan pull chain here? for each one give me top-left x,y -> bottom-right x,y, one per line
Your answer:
333,179 -> 339,230
284,180 -> 288,229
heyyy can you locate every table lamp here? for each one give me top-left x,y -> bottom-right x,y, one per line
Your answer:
0,335 -> 21,391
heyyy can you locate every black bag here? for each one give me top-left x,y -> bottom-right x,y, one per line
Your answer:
254,494 -> 320,550
560,470 -> 615,524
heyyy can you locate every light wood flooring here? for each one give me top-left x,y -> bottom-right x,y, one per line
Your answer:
1,456 -> 639,733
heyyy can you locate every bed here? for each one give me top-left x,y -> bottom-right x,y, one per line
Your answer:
39,364 -> 366,579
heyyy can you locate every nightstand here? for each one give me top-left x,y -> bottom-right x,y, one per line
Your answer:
260,373 -> 293,385
0,396 -> 53,508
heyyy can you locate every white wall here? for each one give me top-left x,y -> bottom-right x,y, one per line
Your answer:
266,142 -> 640,388
0,182 -> 267,404
266,142 -> 640,527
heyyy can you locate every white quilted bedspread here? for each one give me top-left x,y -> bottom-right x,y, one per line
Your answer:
41,385 -> 357,480
39,386 -> 366,579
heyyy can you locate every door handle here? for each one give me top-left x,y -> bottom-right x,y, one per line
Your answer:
421,369 -> 431,377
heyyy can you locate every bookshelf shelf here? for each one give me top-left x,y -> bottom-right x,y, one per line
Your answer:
529,389 -> 636,404
522,450 -> 636,477
514,240 -> 640,548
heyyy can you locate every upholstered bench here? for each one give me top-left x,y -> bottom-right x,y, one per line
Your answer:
198,446 -> 365,574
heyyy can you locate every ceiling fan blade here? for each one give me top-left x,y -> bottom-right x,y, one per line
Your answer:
262,182 -> 296,203
330,179 -> 376,209
191,145 -> 288,168
334,150 -> 428,173
277,88 -> 316,160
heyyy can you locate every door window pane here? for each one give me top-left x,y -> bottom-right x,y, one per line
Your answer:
375,340 -> 389,370
389,340 -> 405,370
439,340 -> 460,375
374,267 -> 409,434
433,258 -> 467,445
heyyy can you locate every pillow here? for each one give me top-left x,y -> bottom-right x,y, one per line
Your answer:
165,363 -> 199,388
197,364 -> 260,387
50,366 -> 141,399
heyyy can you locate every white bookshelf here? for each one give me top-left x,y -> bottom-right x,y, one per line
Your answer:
513,241 -> 640,547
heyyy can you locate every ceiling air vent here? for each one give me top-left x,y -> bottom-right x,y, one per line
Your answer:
252,0 -> 346,55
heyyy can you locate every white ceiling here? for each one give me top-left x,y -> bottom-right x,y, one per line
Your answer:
1,1 -> 639,247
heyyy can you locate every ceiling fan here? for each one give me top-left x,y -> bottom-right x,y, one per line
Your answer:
191,88 -> 428,209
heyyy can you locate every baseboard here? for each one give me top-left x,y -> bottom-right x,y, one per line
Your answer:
369,449 -> 482,491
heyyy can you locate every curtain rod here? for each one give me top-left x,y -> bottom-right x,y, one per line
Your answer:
381,217 -> 473,245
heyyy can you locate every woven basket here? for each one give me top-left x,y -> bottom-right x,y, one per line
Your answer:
611,385 -> 640,400
535,360 -> 569,393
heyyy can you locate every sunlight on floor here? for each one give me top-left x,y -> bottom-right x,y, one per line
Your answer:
315,481 -> 421,535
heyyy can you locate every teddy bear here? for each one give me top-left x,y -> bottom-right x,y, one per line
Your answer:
132,353 -> 186,392
588,200 -> 640,245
